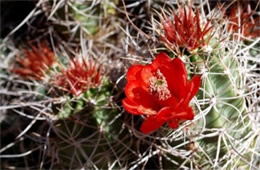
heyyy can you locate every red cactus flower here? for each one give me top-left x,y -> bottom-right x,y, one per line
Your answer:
55,57 -> 102,96
227,3 -> 260,39
122,52 -> 200,134
11,42 -> 56,80
161,6 -> 213,52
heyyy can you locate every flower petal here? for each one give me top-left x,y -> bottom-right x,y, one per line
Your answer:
140,116 -> 165,134
167,57 -> 188,98
173,106 -> 195,120
127,64 -> 148,89
141,65 -> 153,85
123,98 -> 157,116
168,120 -> 179,129
125,81 -> 160,111
140,107 -> 172,133
122,98 -> 140,115
154,107 -> 172,122
150,52 -> 172,70
127,65 -> 144,81
183,106 -> 195,120
183,75 -> 201,105
157,106 -> 194,122
156,95 -> 178,108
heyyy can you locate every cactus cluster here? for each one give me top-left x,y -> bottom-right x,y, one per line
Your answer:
0,1 -> 259,169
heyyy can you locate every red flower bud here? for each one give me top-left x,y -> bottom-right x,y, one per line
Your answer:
161,6 -> 213,52
11,42 -> 56,80
55,57 -> 102,96
227,3 -> 260,39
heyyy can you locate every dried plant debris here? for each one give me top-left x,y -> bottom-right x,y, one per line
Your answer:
0,1 -> 259,169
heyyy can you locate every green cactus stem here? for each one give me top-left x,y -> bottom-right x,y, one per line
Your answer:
190,44 -> 255,168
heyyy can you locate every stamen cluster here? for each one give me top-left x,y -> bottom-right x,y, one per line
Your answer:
149,70 -> 171,101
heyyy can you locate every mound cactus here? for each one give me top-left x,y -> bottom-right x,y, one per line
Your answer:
1,1 -> 259,169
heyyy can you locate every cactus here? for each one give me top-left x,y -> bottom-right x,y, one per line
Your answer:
42,0 -> 118,39
50,80 -> 134,169
1,1 -> 259,169
191,45 -> 253,169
